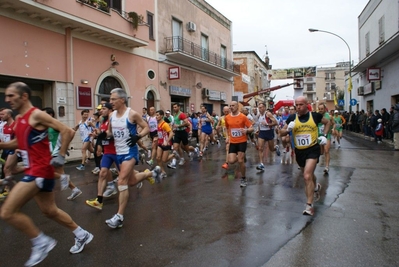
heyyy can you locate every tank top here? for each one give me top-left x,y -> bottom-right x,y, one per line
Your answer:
173,112 -> 187,131
318,112 -> 331,136
147,116 -> 158,132
48,127 -> 61,156
157,121 -> 172,146
258,113 -> 273,131
2,121 -> 15,142
200,113 -> 212,132
293,112 -> 318,150
100,118 -> 116,154
78,119 -> 92,142
15,107 -> 54,178
110,108 -> 138,155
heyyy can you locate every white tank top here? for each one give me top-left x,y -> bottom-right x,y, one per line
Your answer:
258,113 -> 272,131
110,108 -> 138,155
148,116 -> 158,132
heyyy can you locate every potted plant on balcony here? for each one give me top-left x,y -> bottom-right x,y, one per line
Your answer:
128,12 -> 141,30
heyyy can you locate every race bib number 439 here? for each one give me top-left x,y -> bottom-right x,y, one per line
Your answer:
295,134 -> 311,147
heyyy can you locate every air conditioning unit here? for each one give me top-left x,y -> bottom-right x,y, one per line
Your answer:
357,86 -> 364,96
202,88 -> 209,97
187,22 -> 196,32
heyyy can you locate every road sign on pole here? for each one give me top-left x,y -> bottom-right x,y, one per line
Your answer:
350,99 -> 357,106
338,99 -> 344,106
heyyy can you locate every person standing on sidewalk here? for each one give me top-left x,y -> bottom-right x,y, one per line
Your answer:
0,82 -> 93,266
104,88 -> 162,229
392,104 -> 399,151
278,96 -> 330,216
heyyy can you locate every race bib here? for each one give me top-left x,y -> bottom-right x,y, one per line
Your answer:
158,131 -> 163,139
3,134 -> 10,142
19,150 -> 30,168
113,129 -> 126,140
295,134 -> 312,147
231,128 -> 243,138
149,121 -> 157,131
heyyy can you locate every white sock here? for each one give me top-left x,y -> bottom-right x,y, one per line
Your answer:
73,226 -> 86,239
31,232 -> 46,246
117,213 -> 124,221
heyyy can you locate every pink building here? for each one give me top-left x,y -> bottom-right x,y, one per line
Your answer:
0,0 -> 237,154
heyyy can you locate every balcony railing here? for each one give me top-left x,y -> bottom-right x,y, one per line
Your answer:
165,36 -> 239,74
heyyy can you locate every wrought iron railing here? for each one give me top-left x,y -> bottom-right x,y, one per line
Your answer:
165,36 -> 240,74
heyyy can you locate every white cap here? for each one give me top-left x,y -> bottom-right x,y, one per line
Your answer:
334,110 -> 339,113
377,118 -> 382,122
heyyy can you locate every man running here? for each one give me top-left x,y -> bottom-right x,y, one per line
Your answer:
217,106 -> 230,169
224,101 -> 254,187
146,106 -> 158,166
73,109 -> 94,170
332,110 -> 346,148
104,88 -> 162,229
0,82 -> 93,266
279,96 -> 330,216
318,103 -> 333,174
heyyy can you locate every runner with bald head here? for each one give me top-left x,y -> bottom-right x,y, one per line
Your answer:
278,96 -> 330,216
217,105 -> 230,169
224,101 -> 254,187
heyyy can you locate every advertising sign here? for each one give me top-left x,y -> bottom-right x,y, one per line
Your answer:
269,66 -> 316,80
77,86 -> 92,109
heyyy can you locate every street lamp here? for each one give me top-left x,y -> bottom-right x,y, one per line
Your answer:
308,28 -> 352,112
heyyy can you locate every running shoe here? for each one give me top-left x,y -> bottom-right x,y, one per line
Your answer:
91,167 -> 100,175
144,169 -> 155,184
85,198 -> 103,210
338,144 -> 341,148
199,151 -> 203,158
140,153 -> 146,164
0,191 -> 9,200
60,174 -> 70,191
24,235 -> 57,267
179,158 -> 185,166
67,188 -> 82,201
167,159 -> 177,169
256,163 -> 265,170
152,166 -> 162,183
69,231 -> 93,254
161,172 -> 167,179
0,158 -> 5,164
194,147 -> 200,157
217,140 -> 221,148
103,185 -> 118,197
76,164 -> 85,171
303,204 -> 314,216
222,162 -> 229,169
275,145 -> 281,156
323,167 -> 329,174
146,159 -> 154,166
106,214 -> 123,229
240,178 -> 247,188
147,150 -> 151,159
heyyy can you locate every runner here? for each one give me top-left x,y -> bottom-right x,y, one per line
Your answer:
73,109 -> 94,170
0,82 -> 93,266
198,105 -> 217,157
278,96 -> 330,216
224,101 -> 254,187
256,102 -> 280,171
104,88 -> 162,229
332,110 -> 346,148
217,106 -> 230,169
146,107 -> 158,166
318,103 -> 334,174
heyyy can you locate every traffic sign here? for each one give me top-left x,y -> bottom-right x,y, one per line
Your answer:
350,99 -> 358,106
338,99 -> 344,106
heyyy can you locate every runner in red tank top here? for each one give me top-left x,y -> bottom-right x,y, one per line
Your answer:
0,82 -> 93,266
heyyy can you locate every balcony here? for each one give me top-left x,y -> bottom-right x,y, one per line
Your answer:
0,0 -> 148,48
164,36 -> 239,79
324,77 -> 336,80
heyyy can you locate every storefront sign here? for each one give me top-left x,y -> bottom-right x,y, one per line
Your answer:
77,86 -> 92,109
169,66 -> 180,80
367,68 -> 381,81
169,86 -> 191,97
220,92 -> 226,101
364,83 -> 373,95
208,90 -> 221,100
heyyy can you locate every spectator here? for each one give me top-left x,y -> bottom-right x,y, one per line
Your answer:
381,108 -> 390,139
391,104 -> 399,151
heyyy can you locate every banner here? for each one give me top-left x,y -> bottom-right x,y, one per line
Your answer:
269,66 -> 316,80
348,77 -> 353,92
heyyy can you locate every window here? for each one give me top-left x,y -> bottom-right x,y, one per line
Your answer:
201,34 -> 209,61
378,16 -> 385,44
325,72 -> 335,80
99,76 -> 122,95
306,84 -> 313,91
365,32 -> 370,56
220,45 -> 227,68
105,0 -> 121,13
172,19 -> 182,51
147,12 -> 154,40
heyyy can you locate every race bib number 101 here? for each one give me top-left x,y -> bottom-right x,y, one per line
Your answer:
295,134 -> 311,147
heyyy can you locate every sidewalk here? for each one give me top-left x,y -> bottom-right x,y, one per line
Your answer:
264,132 -> 399,266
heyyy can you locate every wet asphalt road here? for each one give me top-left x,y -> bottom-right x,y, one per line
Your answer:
0,132 -> 399,267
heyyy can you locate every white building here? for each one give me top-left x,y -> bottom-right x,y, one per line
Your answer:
352,0 -> 399,112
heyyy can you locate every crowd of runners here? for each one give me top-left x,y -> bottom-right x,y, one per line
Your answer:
0,82 -> 351,266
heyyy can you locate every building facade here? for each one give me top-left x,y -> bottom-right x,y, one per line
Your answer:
352,0 -> 399,112
233,51 -> 271,105
0,0 -> 237,155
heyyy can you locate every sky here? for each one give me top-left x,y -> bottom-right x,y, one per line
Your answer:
205,0 -> 370,101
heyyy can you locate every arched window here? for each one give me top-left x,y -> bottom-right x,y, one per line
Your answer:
146,91 -> 155,108
99,76 -> 122,95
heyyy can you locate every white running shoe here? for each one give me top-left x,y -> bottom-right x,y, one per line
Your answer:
25,235 -> 57,267
67,188 -> 82,201
103,185 -> 118,198
69,231 -> 93,254
179,158 -> 185,166
147,150 -> 151,159
91,167 -> 100,175
105,214 -> 123,229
